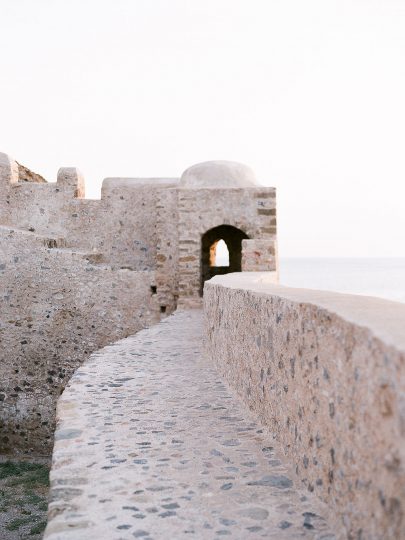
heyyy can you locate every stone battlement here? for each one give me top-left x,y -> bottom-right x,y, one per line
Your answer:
0,152 -> 277,453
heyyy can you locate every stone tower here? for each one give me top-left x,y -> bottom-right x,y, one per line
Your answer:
154,160 -> 278,309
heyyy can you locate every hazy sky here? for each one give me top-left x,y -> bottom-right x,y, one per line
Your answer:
1,0 -> 404,257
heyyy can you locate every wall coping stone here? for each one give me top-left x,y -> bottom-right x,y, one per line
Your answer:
208,272 -> 405,351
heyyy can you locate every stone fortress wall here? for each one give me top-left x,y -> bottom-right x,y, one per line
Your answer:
3,148 -> 404,538
0,152 -> 277,453
204,273 -> 405,539
0,226 -> 158,453
43,272 -> 405,539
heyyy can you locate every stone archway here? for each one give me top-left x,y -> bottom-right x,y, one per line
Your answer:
200,225 -> 248,295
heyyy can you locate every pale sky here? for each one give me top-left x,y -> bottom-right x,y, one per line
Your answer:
1,0 -> 404,257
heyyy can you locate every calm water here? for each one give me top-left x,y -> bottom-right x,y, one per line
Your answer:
279,258 -> 405,304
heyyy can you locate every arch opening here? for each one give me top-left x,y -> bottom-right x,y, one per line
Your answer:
201,225 -> 248,295
210,239 -> 229,267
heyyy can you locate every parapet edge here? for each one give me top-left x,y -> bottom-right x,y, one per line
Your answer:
206,272 -> 405,352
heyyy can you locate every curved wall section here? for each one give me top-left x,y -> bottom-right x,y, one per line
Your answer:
0,226 -> 160,454
204,273 -> 405,540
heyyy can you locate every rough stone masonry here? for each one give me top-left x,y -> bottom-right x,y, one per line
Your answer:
2,150 -> 404,539
0,153 -> 277,453
204,273 -> 405,539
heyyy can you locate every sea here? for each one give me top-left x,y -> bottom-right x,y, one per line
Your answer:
279,258 -> 405,304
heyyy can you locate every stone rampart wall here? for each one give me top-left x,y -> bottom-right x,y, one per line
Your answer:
0,152 -> 179,271
1,178 -> 178,272
0,226 -> 159,454
204,273 -> 405,539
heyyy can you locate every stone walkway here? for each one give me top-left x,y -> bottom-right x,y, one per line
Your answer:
45,310 -> 335,540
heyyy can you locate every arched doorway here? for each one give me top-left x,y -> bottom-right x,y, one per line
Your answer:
200,225 -> 248,295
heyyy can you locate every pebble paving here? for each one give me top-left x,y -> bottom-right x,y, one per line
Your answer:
45,310 -> 335,540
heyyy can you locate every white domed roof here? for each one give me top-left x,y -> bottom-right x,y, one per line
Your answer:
180,160 -> 258,189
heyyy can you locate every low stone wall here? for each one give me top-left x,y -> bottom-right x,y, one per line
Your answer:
0,226 -> 159,454
204,273 -> 405,539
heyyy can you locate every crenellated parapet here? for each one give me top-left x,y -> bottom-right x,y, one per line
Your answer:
57,167 -> 85,198
1,152 -> 279,309
0,153 -> 279,453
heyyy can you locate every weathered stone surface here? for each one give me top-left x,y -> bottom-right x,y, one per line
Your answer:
0,226 -> 159,453
204,273 -> 405,539
242,239 -> 278,272
0,152 -> 278,452
176,187 -> 277,307
2,148 -> 403,537
44,310 -> 334,540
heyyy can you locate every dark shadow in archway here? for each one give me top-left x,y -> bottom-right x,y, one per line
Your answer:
200,225 -> 249,295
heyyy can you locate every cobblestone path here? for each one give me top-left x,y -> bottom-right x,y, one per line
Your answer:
45,310 -> 335,540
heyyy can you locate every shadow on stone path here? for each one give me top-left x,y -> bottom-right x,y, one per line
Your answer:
45,310 -> 336,540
